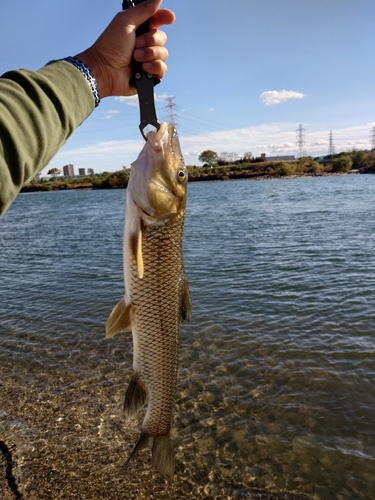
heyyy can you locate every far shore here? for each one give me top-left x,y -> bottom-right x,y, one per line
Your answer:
21,168 -> 364,194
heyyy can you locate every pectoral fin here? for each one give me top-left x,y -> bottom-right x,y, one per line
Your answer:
180,277 -> 192,322
105,297 -> 132,337
129,225 -> 144,279
136,230 -> 144,279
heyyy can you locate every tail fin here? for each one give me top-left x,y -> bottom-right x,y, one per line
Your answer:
123,373 -> 147,417
152,434 -> 175,481
121,432 -> 175,481
120,432 -> 150,473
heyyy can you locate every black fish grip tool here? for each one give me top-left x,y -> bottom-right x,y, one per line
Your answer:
122,0 -> 161,140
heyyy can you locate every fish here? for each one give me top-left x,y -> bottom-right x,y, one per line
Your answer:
105,122 -> 191,481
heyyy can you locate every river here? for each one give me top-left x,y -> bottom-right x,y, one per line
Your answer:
1,175 -> 374,499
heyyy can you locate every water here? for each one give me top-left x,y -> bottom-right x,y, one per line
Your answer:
1,176 -> 375,499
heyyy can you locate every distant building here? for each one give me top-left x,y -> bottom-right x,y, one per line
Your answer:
79,168 -> 86,176
63,164 -> 74,176
261,154 -> 295,161
33,173 -> 41,181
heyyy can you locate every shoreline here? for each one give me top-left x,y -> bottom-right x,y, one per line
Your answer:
21,170 -> 361,194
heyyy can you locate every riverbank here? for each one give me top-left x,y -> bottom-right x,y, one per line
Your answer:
21,163 -> 361,194
0,366 -> 311,500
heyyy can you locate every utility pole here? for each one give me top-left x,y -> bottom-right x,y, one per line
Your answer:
296,124 -> 306,158
370,126 -> 375,150
328,130 -> 335,158
165,96 -> 178,127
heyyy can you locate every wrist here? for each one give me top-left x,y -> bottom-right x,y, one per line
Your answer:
63,55 -> 101,107
74,48 -> 110,99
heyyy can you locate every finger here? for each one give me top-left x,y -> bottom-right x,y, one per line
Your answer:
126,0 -> 163,29
149,9 -> 176,30
135,29 -> 167,49
142,60 -> 168,80
133,46 -> 169,64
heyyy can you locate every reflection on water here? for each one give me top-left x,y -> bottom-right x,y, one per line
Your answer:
1,176 -> 375,499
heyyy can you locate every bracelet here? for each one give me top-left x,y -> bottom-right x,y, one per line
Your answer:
63,56 -> 100,107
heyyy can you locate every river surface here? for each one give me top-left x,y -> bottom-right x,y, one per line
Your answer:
1,175 -> 375,499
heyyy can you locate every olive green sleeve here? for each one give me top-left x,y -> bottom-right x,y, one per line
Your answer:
0,60 -> 95,216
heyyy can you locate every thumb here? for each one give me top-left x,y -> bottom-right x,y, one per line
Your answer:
128,0 -> 163,29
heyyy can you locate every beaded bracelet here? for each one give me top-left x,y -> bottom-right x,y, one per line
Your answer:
63,56 -> 101,107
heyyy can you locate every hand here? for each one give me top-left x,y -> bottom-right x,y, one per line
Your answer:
75,0 -> 175,98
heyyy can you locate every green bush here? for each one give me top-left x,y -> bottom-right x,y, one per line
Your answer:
331,155 -> 353,172
92,169 -> 130,189
278,163 -> 296,176
308,161 -> 323,173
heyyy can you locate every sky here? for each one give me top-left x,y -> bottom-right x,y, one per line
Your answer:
0,0 -> 374,175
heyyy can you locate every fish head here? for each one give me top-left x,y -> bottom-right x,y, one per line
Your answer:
129,123 -> 187,224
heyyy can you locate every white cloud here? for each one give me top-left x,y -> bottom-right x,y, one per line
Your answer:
260,90 -> 305,106
155,92 -> 173,103
178,123 -> 373,164
43,123 -> 374,174
115,95 -> 139,106
102,110 -> 120,120
115,93 -> 172,107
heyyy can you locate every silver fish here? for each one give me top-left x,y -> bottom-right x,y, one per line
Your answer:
105,122 -> 191,480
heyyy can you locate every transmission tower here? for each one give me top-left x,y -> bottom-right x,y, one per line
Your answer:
296,124 -> 306,158
328,130 -> 335,157
165,96 -> 178,127
370,126 -> 375,150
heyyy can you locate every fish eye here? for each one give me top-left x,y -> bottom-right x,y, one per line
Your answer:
178,170 -> 185,178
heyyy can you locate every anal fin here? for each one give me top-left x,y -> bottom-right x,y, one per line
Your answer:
124,372 -> 147,417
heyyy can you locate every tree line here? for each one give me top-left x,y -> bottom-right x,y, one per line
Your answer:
22,148 -> 375,193
197,148 -> 375,173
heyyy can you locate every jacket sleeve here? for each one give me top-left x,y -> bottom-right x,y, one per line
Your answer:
0,60 -> 95,216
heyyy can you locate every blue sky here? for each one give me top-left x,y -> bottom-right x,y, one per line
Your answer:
0,0 -> 374,174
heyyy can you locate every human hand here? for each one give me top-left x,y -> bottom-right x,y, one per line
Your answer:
75,0 -> 175,98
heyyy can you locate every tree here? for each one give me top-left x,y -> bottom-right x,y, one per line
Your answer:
219,152 -> 230,163
243,152 -> 253,161
87,168 -> 94,176
350,149 -> 367,170
47,168 -> 61,177
220,152 -> 239,163
198,150 -> 218,166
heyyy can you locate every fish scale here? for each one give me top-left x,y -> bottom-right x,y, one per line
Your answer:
130,212 -> 185,435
